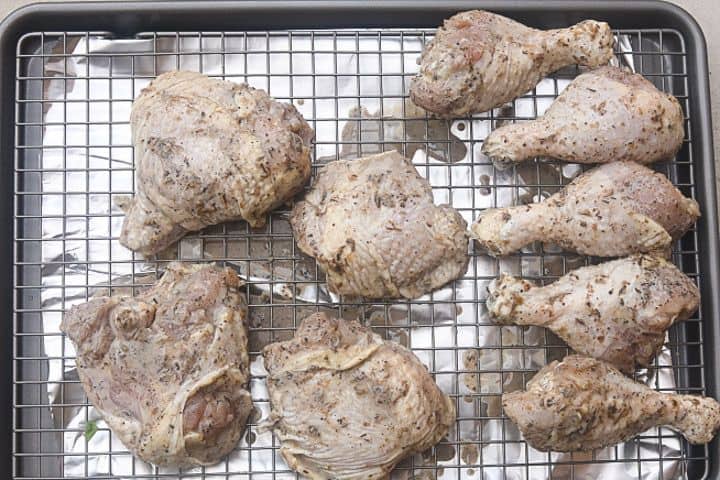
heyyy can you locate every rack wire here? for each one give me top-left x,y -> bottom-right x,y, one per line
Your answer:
12,26 -> 706,480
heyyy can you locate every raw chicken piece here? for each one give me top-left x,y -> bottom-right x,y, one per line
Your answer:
488,255 -> 699,373
263,313 -> 455,479
60,263 -> 252,467
503,355 -> 720,451
410,10 -> 613,117
471,162 -> 699,257
290,151 -> 469,299
118,70 -> 314,256
483,66 -> 685,168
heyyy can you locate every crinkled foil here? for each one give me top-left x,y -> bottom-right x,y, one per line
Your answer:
30,30 -> 685,479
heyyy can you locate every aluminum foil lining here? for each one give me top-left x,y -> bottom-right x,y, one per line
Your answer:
32,30 -> 686,479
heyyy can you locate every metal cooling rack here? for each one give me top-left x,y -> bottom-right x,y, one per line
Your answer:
12,27 -> 707,479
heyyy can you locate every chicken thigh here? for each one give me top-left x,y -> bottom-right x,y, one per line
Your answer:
118,70 -> 314,256
290,151 -> 469,299
483,66 -> 685,168
61,263 -> 252,467
503,355 -> 720,452
263,313 -> 455,479
410,10 -> 613,117
488,255 -> 699,373
471,162 -> 699,257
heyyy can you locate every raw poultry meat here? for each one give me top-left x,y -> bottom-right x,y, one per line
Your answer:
410,10 -> 614,117
503,355 -> 720,451
263,313 -> 455,479
290,151 -> 469,299
471,161 -> 699,257
483,66 -> 685,168
61,263 -> 251,467
487,255 -> 699,373
118,70 -> 314,256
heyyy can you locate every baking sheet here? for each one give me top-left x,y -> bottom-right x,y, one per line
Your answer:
28,29 -> 688,479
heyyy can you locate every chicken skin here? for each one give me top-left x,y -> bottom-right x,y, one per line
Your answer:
488,255 -> 699,373
263,313 -> 455,480
118,70 -> 314,256
61,263 -> 252,467
290,151 -> 469,299
471,162 -> 699,257
410,10 -> 613,117
503,355 -> 720,452
483,66 -> 685,169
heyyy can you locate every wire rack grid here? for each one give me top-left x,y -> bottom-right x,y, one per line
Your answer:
11,26 -> 707,480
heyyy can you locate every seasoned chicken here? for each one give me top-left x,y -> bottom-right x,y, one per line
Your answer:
410,10 -> 613,117
471,162 -> 699,257
483,66 -> 685,168
118,70 -> 314,256
290,151 -> 469,299
263,313 -> 455,479
60,263 -> 251,467
488,255 -> 699,373
503,355 -> 720,451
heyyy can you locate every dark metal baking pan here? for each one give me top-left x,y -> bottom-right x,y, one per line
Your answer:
1,1 -> 717,479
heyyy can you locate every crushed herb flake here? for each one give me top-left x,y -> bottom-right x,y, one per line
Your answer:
84,420 -> 98,441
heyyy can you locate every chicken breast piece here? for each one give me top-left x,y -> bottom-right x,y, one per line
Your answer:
290,151 -> 469,299
503,355 -> 720,452
263,313 -> 455,480
118,70 -> 314,256
60,263 -> 251,467
410,10 -> 613,117
483,66 -> 685,168
488,255 -> 699,373
471,162 -> 700,257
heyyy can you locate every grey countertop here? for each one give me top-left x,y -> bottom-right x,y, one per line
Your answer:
2,0 -> 718,209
